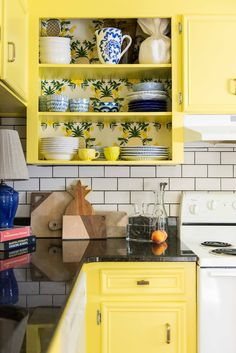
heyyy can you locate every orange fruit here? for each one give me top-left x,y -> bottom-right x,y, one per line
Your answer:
152,242 -> 168,255
151,229 -> 168,244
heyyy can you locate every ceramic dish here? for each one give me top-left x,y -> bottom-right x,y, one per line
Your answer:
43,153 -> 75,160
132,82 -> 164,91
126,92 -> 167,102
121,155 -> 168,160
93,102 -> 120,112
46,95 -> 69,112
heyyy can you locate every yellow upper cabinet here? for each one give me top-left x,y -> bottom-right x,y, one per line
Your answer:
1,0 -> 28,101
183,15 -> 236,113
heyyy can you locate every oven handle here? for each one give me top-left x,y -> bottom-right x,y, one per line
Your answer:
209,271 -> 236,277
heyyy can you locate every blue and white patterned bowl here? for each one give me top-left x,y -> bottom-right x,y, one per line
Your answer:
47,95 -> 69,112
94,102 -> 120,112
69,98 -> 90,112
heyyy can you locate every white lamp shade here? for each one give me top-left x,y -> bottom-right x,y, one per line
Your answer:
0,129 -> 29,180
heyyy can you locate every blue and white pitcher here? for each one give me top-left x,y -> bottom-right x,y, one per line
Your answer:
95,27 -> 132,64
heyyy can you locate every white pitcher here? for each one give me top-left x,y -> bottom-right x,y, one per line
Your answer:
95,27 -> 132,64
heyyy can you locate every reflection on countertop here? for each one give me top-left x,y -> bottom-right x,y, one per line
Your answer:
0,229 -> 196,353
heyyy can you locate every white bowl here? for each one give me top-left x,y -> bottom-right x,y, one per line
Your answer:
40,36 -> 70,44
43,152 -> 75,160
40,47 -> 71,54
40,55 -> 71,64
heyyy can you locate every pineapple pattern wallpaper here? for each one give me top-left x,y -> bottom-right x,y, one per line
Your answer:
40,19 -> 172,154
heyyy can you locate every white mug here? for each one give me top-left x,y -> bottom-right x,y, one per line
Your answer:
95,27 -> 132,64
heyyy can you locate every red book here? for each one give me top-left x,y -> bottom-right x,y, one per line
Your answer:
0,226 -> 31,242
0,253 -> 32,271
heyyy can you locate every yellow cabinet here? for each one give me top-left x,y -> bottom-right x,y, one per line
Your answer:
86,262 -> 196,353
184,15 -> 236,113
1,0 -> 28,101
101,302 -> 186,353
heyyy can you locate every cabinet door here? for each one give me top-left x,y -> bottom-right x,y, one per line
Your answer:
101,302 -> 186,353
184,15 -> 236,113
1,0 -> 27,100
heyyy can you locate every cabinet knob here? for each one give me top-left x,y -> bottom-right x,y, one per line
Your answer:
136,280 -> 150,286
166,323 -> 171,344
8,42 -> 16,62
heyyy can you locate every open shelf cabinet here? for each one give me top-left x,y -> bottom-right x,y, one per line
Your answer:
27,15 -> 183,165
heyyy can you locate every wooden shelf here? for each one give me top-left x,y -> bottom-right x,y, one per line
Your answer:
39,64 -> 172,80
39,111 -> 172,123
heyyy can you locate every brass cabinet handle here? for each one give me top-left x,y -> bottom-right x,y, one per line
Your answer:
136,280 -> 150,286
229,79 -> 236,95
166,323 -> 171,344
8,42 -> 16,62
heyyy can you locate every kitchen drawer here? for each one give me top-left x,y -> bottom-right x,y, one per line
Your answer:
100,268 -> 185,296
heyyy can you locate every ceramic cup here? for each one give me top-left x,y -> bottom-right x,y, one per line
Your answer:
79,148 -> 100,161
95,27 -> 132,64
104,146 -> 120,161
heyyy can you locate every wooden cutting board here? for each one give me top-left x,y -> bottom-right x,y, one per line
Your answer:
65,180 -> 94,215
62,215 -> 106,239
31,191 -> 73,238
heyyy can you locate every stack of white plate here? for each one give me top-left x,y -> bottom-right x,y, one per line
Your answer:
39,37 -> 71,64
40,137 -> 79,160
120,146 -> 169,161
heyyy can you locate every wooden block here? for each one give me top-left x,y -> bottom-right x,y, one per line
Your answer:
62,215 -> 107,240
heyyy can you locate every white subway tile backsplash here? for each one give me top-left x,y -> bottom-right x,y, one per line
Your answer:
195,152 -> 220,164
221,178 -> 236,190
79,166 -> 104,177
53,166 -> 78,177
93,178 -> 117,190
40,178 -> 65,190
156,165 -> 181,177
196,178 -> 221,190
94,204 -> 118,211
143,178 -> 169,191
208,165 -> 233,177
14,179 -> 39,191
221,152 -> 236,164
16,205 -> 30,217
130,191 -> 155,204
105,166 -> 129,177
183,151 -> 194,164
18,192 -> 26,204
14,269 -> 27,281
131,166 -> 155,177
169,204 -> 180,217
118,178 -> 143,190
28,165 -> 52,178
170,178 -> 195,190
87,191 -> 104,204
164,191 -> 182,204
105,191 -> 129,204
182,165 -> 207,177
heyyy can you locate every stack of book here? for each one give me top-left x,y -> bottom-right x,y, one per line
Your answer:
0,226 -> 36,270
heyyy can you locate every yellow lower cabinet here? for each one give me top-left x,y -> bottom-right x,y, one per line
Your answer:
100,302 -> 186,353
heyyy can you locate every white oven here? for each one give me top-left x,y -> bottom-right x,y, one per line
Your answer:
180,192 -> 236,353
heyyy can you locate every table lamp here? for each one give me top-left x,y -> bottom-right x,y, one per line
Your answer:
0,129 -> 29,228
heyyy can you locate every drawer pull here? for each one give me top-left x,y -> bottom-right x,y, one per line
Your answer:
8,42 -> 16,62
136,280 -> 150,286
166,323 -> 171,344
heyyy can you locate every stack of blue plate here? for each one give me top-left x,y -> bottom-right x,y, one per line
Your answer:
120,146 -> 169,161
128,99 -> 167,112
126,87 -> 168,112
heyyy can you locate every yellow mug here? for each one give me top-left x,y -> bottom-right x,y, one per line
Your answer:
104,146 -> 120,161
79,148 -> 100,161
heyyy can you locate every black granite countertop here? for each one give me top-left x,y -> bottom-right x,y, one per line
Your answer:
0,227 -> 196,353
